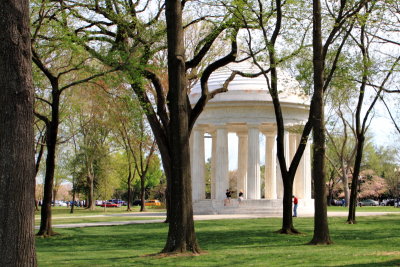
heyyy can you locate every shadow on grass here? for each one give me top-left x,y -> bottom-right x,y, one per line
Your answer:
36,215 -> 400,266
342,259 -> 400,266
37,223 -> 168,254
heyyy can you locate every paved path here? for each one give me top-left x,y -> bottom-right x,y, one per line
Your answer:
34,211 -> 399,229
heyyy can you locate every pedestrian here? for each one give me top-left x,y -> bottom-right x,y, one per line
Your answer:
225,189 -> 232,206
238,189 -> 244,205
293,195 -> 298,217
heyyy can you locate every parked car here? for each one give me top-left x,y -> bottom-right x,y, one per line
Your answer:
53,200 -> 67,207
109,199 -> 127,206
330,199 -> 343,206
132,199 -> 142,206
100,202 -> 120,207
145,200 -> 161,207
358,199 -> 379,206
380,199 -> 395,206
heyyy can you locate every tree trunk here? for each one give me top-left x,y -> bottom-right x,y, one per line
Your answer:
341,166 -> 350,207
309,0 -> 332,245
87,173 -> 95,210
70,186 -> 76,214
0,0 -> 37,264
347,135 -> 364,223
162,0 -> 200,254
278,180 -> 299,234
34,138 -> 45,211
37,91 -> 60,237
140,175 -> 146,212
127,166 -> 132,211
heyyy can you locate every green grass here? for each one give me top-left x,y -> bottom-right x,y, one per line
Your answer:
327,206 -> 400,212
35,216 -> 162,226
35,206 -> 166,217
36,214 -> 400,267
34,206 -> 165,226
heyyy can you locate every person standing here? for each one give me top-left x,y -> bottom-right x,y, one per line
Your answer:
225,189 -> 232,206
238,190 -> 244,206
293,195 -> 298,217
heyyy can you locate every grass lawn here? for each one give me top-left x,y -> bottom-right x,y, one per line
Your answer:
34,206 -> 166,226
327,206 -> 400,212
35,206 -> 166,217
36,214 -> 400,266
35,216 -> 163,226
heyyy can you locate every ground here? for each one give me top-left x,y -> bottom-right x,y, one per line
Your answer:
35,207 -> 400,266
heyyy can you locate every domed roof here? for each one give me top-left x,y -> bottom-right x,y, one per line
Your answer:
189,61 -> 309,105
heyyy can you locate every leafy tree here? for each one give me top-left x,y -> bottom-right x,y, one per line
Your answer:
31,1 -> 115,236
309,0 -> 370,244
58,0 -> 241,253
231,0 -> 312,234
345,1 -> 400,224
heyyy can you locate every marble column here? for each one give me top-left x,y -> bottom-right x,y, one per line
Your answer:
304,141 -> 312,199
293,134 -> 306,198
191,128 -> 205,201
247,125 -> 260,199
237,132 -> 248,199
210,131 -> 216,199
215,125 -> 229,200
265,132 -> 277,199
276,131 -> 290,199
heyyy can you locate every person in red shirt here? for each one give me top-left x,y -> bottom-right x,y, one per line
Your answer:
293,195 -> 298,217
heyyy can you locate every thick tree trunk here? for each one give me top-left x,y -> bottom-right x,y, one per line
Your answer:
162,0 -> 200,254
37,92 -> 60,237
278,180 -> 299,234
0,0 -> 37,264
87,174 -> 95,210
347,135 -> 364,223
309,0 -> 332,245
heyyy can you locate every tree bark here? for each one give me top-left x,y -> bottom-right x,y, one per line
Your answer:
127,165 -> 132,211
34,136 -> 45,211
348,134 -> 365,223
0,0 -> 37,264
87,172 -> 95,210
37,90 -> 60,237
162,0 -> 200,253
140,174 -> 146,212
309,0 -> 332,245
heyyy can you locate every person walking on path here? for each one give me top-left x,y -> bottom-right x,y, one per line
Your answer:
293,195 -> 298,217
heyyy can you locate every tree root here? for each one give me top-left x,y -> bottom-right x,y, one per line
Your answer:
275,227 -> 302,235
308,239 -> 333,245
36,230 -> 59,238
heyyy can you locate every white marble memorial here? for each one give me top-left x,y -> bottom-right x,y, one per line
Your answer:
189,62 -> 314,215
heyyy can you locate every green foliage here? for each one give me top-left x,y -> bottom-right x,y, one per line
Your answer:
133,156 -> 163,193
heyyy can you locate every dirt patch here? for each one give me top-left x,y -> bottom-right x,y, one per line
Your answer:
375,251 -> 400,256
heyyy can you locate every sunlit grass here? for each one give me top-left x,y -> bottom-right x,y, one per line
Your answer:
327,205 -> 400,212
36,214 -> 400,266
34,216 -> 163,226
35,206 -> 166,218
